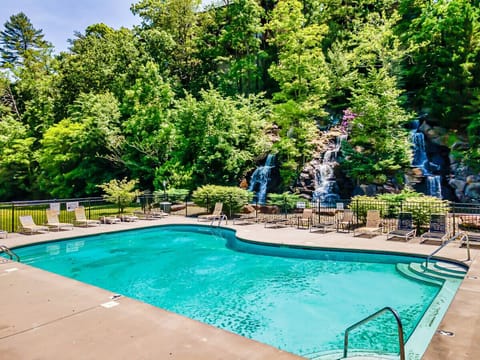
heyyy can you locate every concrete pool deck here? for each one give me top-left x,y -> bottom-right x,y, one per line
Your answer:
0,216 -> 479,359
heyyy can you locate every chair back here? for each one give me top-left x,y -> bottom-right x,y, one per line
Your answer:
340,209 -> 354,222
212,202 -> 223,215
46,209 -> 60,224
19,215 -> 35,227
429,214 -> 446,233
398,212 -> 413,230
365,210 -> 381,227
302,208 -> 313,218
75,206 -> 87,221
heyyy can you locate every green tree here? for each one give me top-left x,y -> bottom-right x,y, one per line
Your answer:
97,178 -> 141,213
120,62 -> 176,188
399,0 -> 480,126
132,0 -> 202,87
36,92 -> 122,198
0,12 -> 51,67
267,0 -> 330,187
339,12 -> 412,185
0,114 -> 36,200
214,0 -> 266,95
161,88 -> 271,189
56,24 -> 142,119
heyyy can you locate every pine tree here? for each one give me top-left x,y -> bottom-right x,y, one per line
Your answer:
0,12 -> 51,67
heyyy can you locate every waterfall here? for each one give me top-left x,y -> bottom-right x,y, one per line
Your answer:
427,176 -> 442,198
249,154 -> 275,204
410,121 -> 442,198
412,132 -> 429,174
312,135 -> 347,205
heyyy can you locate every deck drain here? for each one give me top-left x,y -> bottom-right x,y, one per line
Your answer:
437,329 -> 455,337
101,301 -> 119,309
467,275 -> 478,280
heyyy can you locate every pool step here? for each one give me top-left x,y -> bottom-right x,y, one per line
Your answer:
409,262 -> 465,281
431,261 -> 467,276
308,349 -> 398,360
396,263 -> 444,287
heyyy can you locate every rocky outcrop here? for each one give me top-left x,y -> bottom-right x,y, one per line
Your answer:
415,122 -> 480,202
293,121 -> 480,203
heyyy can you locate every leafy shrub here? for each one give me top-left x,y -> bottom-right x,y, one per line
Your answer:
267,192 -> 305,212
192,185 -> 253,215
402,197 -> 450,230
97,178 -> 142,213
153,188 -> 189,204
349,195 -> 389,221
350,191 -> 450,229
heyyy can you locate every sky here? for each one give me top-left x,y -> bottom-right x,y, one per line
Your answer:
1,0 -> 141,53
1,1 -> 220,54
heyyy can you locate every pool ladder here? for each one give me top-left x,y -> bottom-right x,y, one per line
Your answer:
0,245 -> 20,262
210,214 -> 228,227
425,232 -> 470,269
343,306 -> 405,360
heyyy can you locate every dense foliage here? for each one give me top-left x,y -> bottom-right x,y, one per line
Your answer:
192,184 -> 252,213
350,191 -> 450,229
1,0 -> 479,201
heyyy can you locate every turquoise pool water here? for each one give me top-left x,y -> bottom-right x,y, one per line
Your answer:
12,225 -> 456,357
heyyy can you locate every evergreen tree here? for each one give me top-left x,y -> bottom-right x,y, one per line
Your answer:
0,12 -> 51,67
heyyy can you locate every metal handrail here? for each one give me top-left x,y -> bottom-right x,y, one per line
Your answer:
425,232 -> 470,269
0,245 -> 20,262
343,306 -> 405,360
210,214 -> 228,227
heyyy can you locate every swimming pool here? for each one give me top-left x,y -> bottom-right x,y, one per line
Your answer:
11,225 -> 465,359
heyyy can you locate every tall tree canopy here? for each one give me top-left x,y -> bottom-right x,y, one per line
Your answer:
0,2 -> 480,200
0,12 -> 51,67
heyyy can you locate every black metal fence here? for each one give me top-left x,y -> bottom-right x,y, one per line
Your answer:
0,197 -> 136,233
1,194 -> 479,236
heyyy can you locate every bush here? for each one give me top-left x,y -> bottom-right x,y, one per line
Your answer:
349,195 -> 389,221
402,197 -> 450,230
267,192 -> 305,213
97,178 -> 142,213
192,185 -> 253,216
153,188 -> 189,204
350,191 -> 450,229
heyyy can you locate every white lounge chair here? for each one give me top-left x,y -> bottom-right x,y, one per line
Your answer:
19,215 -> 49,234
45,209 -> 74,231
74,206 -> 101,227
353,210 -> 383,237
198,202 -> 224,222
337,209 -> 355,233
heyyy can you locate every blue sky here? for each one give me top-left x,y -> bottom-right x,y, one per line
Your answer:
1,0 -> 140,53
1,1 -> 220,54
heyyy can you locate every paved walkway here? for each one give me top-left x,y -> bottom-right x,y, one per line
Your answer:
0,216 -> 479,359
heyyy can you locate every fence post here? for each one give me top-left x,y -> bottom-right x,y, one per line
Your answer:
451,201 -> 456,236
185,195 -> 188,217
11,203 -> 15,233
355,198 -> 359,226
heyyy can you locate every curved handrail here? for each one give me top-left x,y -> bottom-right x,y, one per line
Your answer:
0,245 -> 20,262
425,232 -> 469,269
343,306 -> 405,360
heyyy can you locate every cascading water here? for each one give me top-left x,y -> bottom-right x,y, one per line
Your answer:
312,134 -> 347,205
410,120 -> 442,198
249,154 -> 275,205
